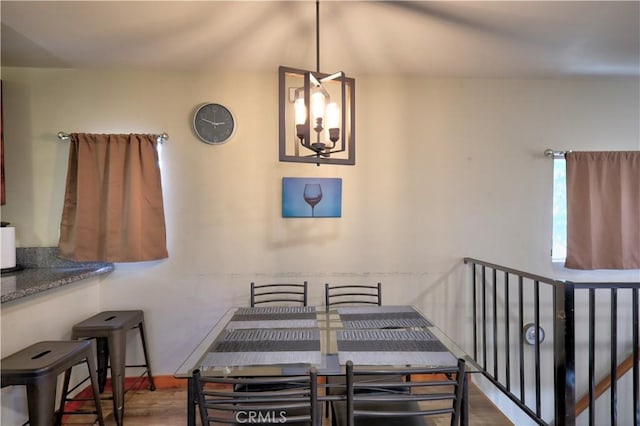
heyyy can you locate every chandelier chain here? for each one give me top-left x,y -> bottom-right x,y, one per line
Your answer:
316,0 -> 320,73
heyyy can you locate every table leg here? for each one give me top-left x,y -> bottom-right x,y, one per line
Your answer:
187,376 -> 195,426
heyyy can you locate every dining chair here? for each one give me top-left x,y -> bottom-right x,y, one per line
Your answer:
250,281 -> 308,307
324,282 -> 382,311
331,359 -> 466,426
192,367 -> 320,425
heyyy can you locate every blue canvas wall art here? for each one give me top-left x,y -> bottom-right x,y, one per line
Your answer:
282,177 -> 342,218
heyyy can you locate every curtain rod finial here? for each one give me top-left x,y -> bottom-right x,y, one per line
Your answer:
545,149 -> 569,158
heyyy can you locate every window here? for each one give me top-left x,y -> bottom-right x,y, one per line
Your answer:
552,158 -> 567,261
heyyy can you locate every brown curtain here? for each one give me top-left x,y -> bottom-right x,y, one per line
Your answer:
59,133 -> 168,262
1,80 -> 5,205
565,151 -> 640,270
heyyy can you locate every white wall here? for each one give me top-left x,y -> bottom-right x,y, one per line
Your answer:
1,67 -> 638,422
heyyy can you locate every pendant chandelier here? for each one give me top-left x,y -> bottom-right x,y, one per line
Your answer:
279,1 -> 356,166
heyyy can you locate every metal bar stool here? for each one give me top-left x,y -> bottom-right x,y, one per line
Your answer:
1,340 -> 105,426
70,310 -> 155,426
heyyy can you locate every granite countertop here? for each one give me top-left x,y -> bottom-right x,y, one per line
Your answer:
1,247 -> 114,303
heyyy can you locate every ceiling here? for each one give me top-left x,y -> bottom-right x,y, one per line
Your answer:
1,1 -> 639,78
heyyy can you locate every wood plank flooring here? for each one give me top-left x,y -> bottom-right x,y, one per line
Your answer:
64,378 -> 514,425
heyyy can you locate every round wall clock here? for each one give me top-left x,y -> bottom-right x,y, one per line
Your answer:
192,103 -> 236,144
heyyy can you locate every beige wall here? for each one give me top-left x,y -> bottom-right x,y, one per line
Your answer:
1,68 -> 639,383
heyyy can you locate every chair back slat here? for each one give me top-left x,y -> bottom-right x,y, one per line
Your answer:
338,359 -> 466,426
250,281 -> 308,307
325,282 -> 382,311
193,368 -> 319,425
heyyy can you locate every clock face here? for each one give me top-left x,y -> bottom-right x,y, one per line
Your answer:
524,323 -> 545,345
193,103 -> 236,144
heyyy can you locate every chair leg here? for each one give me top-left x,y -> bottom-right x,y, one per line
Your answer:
108,330 -> 127,426
96,337 -> 109,393
56,367 -> 73,426
85,352 -> 106,426
137,321 -> 156,391
26,377 -> 57,426
330,400 -> 338,426
461,373 -> 469,426
187,376 -> 197,426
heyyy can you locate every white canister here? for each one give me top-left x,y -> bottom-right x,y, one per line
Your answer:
1,226 -> 17,269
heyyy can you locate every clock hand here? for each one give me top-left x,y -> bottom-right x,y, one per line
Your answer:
200,118 -> 215,125
212,122 -> 227,126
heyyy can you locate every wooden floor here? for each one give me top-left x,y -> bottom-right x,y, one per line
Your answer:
65,379 -> 514,425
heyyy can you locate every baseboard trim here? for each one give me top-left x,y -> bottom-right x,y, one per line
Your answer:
151,375 -> 189,389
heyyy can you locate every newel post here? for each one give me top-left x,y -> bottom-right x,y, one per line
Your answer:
554,281 -> 576,425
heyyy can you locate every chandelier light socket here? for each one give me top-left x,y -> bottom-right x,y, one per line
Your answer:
311,142 -> 326,152
295,124 -> 306,141
328,128 -> 340,143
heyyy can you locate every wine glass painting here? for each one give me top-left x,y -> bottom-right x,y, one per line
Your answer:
282,178 -> 342,218
303,183 -> 322,217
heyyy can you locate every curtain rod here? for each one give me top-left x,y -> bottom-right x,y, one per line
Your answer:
544,149 -> 571,158
57,132 -> 169,143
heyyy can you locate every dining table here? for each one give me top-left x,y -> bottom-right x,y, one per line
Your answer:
174,305 -> 479,426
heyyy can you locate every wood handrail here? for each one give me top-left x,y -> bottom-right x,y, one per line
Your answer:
575,352 -> 639,416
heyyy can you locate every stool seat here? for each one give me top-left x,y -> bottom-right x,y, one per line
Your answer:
71,310 -> 145,337
1,340 -> 104,426
71,310 -> 155,426
2,340 -> 91,379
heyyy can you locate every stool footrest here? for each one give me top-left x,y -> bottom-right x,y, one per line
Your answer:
68,395 -> 116,402
105,363 -> 152,370
65,397 -> 100,402
60,408 -> 101,416
66,374 -> 91,395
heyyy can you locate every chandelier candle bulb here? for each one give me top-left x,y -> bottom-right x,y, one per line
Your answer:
326,102 -> 339,128
311,92 -> 326,129
294,98 -> 307,125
